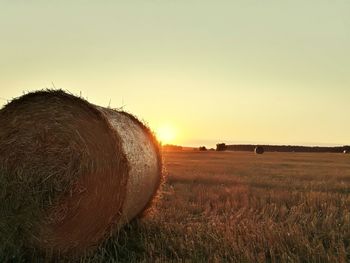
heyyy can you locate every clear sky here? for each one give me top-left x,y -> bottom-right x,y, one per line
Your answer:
1,1 -> 349,147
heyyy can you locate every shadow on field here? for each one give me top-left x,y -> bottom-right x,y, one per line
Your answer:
89,222 -> 147,262
87,220 -> 201,262
89,219 -> 240,263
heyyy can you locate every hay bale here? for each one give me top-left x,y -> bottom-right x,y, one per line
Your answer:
344,150 -> 349,154
254,146 -> 264,154
0,90 -> 162,257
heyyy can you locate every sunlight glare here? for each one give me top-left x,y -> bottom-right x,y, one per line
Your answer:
156,124 -> 177,144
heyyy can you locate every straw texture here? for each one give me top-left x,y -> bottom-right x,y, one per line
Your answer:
0,90 -> 161,256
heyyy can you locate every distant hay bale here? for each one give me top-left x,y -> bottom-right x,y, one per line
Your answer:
254,146 -> 264,154
344,150 -> 349,154
0,90 -> 162,257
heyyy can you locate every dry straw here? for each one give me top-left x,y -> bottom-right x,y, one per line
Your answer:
0,90 -> 162,257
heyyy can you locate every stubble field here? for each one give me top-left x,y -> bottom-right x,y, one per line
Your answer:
6,150 -> 350,262
87,150 -> 350,262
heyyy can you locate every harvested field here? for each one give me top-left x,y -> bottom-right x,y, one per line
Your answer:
2,150 -> 350,262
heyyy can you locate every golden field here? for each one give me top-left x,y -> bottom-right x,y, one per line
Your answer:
5,150 -> 349,262
87,150 -> 350,262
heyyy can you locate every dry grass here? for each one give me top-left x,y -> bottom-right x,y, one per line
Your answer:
3,151 -> 350,262
87,151 -> 350,262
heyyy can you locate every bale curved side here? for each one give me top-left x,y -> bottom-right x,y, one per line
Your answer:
0,90 -> 133,256
99,109 -> 162,223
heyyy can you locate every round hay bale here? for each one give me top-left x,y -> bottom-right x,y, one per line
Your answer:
344,150 -> 349,154
0,90 -> 162,257
254,146 -> 264,154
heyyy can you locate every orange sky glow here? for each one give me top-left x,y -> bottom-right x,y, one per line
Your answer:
1,1 -> 350,148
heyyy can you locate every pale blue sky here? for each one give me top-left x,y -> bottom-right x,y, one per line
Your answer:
1,1 -> 349,147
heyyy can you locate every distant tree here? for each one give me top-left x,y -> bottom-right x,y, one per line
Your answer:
216,143 -> 227,151
199,146 -> 207,151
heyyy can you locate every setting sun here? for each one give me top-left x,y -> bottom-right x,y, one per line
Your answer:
156,124 -> 177,145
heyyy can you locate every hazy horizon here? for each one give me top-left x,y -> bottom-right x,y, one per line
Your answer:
1,1 -> 349,147
164,139 -> 349,149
